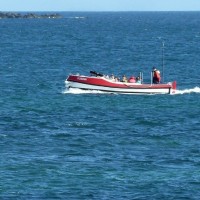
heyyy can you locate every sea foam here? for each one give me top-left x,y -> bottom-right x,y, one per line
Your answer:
174,87 -> 200,95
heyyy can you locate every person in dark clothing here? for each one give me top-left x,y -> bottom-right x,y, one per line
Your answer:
152,67 -> 161,84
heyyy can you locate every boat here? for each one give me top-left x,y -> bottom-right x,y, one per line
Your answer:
65,71 -> 177,94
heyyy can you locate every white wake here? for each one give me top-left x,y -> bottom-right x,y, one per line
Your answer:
174,87 -> 200,95
62,88 -> 108,94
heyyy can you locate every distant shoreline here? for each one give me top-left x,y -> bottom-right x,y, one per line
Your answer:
0,11 -> 62,19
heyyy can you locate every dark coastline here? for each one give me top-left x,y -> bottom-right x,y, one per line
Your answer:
0,11 -> 62,19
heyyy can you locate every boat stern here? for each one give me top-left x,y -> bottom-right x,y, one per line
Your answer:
172,81 -> 177,90
170,81 -> 177,94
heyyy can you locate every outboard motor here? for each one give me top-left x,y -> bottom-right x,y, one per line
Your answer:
90,71 -> 103,77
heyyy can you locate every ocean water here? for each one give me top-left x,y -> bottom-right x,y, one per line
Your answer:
1,12 -> 200,199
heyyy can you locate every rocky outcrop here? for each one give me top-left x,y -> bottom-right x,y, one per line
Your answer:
0,12 -> 62,19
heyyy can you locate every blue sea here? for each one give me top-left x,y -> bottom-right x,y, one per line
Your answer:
1,12 -> 200,199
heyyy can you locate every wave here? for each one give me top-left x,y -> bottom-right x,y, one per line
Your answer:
174,87 -> 200,95
67,16 -> 86,19
62,88 -> 108,94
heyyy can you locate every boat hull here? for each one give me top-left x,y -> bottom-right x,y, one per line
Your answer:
66,75 -> 176,94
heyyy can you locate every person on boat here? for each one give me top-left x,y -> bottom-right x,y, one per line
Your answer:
128,76 -> 136,83
105,74 -> 109,79
115,77 -> 119,82
152,67 -> 161,84
110,74 -> 115,80
122,75 -> 128,82
136,76 -> 141,83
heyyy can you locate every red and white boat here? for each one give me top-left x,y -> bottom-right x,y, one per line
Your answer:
66,71 -> 177,95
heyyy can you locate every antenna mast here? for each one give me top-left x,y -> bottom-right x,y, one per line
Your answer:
162,41 -> 165,83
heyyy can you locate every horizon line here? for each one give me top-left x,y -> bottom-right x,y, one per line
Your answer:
1,10 -> 200,12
